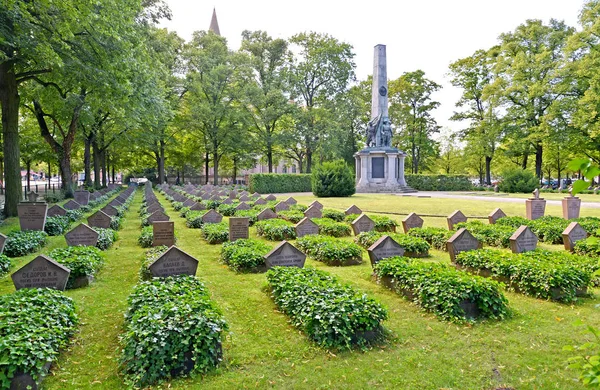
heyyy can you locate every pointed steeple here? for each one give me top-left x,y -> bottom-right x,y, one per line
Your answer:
209,8 -> 221,36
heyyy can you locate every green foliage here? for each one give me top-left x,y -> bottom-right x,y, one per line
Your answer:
110,216 -> 122,231
354,231 -> 431,255
217,203 -> 237,216
138,226 -> 153,248
575,237 -> 600,257
66,209 -> 84,222
44,215 -> 71,236
255,219 -> 296,241
44,192 -> 65,203
565,323 -> 600,388
455,249 -> 594,303
370,215 -> 398,232
179,206 -> 191,218
248,174 -> 312,194
277,210 -> 305,223
497,215 -> 569,244
185,210 -> 207,228
296,235 -> 363,266
49,246 -> 105,289
344,213 -> 360,223
311,160 -> 355,197
407,227 -> 452,251
576,217 -> 600,236
172,201 -> 184,211
498,168 -> 538,193
405,175 -> 472,191
312,218 -> 352,237
454,220 -> 514,248
120,276 -> 228,387
0,254 -> 12,276
495,216 -> 530,229
4,230 -> 48,257
233,209 -> 259,226
201,222 -> 229,244
322,208 -> 345,222
94,228 -> 117,250
0,289 -> 78,388
139,246 -> 169,281
220,239 -> 271,272
373,257 -> 509,323
266,267 -> 388,349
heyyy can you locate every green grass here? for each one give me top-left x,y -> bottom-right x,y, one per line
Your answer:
1,190 -> 599,389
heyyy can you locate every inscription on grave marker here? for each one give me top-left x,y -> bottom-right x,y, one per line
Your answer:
153,221 -> 175,247
264,241 -> 306,268
367,235 -> 405,266
295,217 -> 320,238
447,228 -> 481,262
562,222 -> 588,252
352,214 -> 375,235
65,224 -> 99,246
229,217 -> 249,241
149,246 -> 198,277
11,255 -> 70,291
509,225 -> 538,253
17,202 -> 48,231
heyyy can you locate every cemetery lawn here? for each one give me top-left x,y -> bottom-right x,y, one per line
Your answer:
0,191 -> 598,389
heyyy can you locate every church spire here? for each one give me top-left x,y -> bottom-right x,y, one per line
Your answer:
209,7 -> 221,36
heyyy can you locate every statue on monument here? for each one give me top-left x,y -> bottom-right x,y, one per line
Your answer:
365,114 -> 393,148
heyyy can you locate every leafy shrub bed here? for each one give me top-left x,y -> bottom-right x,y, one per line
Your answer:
575,216 -> 600,236
221,239 -> 271,272
234,209 -> 260,225
172,201 -> 183,211
454,220 -> 514,248
94,228 -> 118,250
109,216 -> 122,231
405,174 -> 472,191
311,160 -> 355,197
201,222 -> 229,244
185,210 -> 208,228
277,210 -> 305,223
0,289 -> 78,388
373,257 -> 509,323
266,267 -> 387,348
44,215 -> 71,236
370,215 -> 398,232
0,254 -> 12,276
312,218 -> 352,237
66,209 -> 83,222
322,208 -> 345,222
455,249 -> 594,302
249,173 -> 312,193
255,219 -> 296,241
296,235 -> 363,266
217,203 -> 237,216
139,246 -> 169,281
575,237 -> 600,257
407,227 -> 452,251
497,215 -> 578,245
354,231 -> 431,257
4,230 -> 48,257
120,276 -> 228,387
49,246 -> 105,289
138,227 -> 153,248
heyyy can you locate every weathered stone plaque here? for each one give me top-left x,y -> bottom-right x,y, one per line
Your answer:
209,195 -> 221,201
401,212 -> 423,233
153,221 -> 175,247
221,198 -> 233,205
285,197 -> 297,205
509,225 -> 538,253
367,235 -> 405,266
264,241 -> 306,269
11,255 -> 70,291
239,194 -> 251,202
562,196 -> 581,220
201,193 -> 212,200
147,203 -> 163,214
182,198 -> 196,208
345,205 -> 362,215
74,190 -> 90,206
63,200 -> 81,210
47,205 -> 67,217
309,200 -> 323,210
235,202 -> 251,211
65,224 -> 99,247
229,190 -> 238,199
101,204 -> 119,217
254,198 -> 267,205
352,214 -> 375,235
87,210 -> 111,229
303,205 -> 322,219
295,217 -> 319,238
447,228 -> 481,262
274,201 -> 290,212
265,194 -> 277,201
257,208 -> 277,221
109,198 -> 124,208
190,202 -> 206,211
252,192 -> 261,198
447,210 -> 467,230
17,202 -> 48,231
562,222 -> 588,252
488,208 -> 507,224
229,217 -> 249,241
372,157 -> 385,178
27,192 -> 39,202
148,246 -> 198,277
202,209 -> 223,224
525,198 -> 546,220
0,233 -> 6,254
148,210 -> 170,223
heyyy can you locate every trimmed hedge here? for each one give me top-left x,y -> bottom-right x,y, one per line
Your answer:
44,216 -> 71,236
4,230 -> 48,257
49,246 -> 105,289
373,257 -> 509,323
266,267 -> 388,348
255,219 -> 296,241
217,203 -> 237,216
312,218 -> 352,237
407,227 -> 452,251
120,276 -> 228,387
249,173 -> 312,194
201,222 -> 229,244
311,160 -> 355,197
234,209 -> 260,225
405,174 -> 472,191
220,239 -> 272,272
0,254 -> 11,276
354,231 -> 431,256
296,235 -> 363,266
0,289 -> 78,388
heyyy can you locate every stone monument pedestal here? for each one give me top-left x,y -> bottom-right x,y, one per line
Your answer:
562,196 -> 581,220
525,198 -> 546,220
354,147 -> 415,193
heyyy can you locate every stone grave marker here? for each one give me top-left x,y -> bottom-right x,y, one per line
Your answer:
101,204 -> 119,217
525,189 -> 546,220
27,191 -> 39,202
147,210 -> 170,223
109,198 -> 124,207
447,228 -> 481,262
17,202 -> 48,231
562,195 -> 581,220
562,222 -> 588,252
201,193 -> 211,200
182,198 -> 196,208
190,202 -> 206,211
65,224 -> 99,246
285,197 -> 297,205
235,202 -> 251,211
509,225 -> 538,253
345,205 -> 362,216
252,192 -> 261,198
0,233 -> 6,254
264,241 -> 306,269
74,190 -> 90,206
295,217 -> 319,238
352,214 -> 375,235
229,217 -> 250,241
239,194 -> 251,202
265,194 -> 277,201
303,205 -> 322,219
401,212 -> 423,233
11,255 -> 70,291
63,200 -> 81,210
153,221 -> 175,247
202,209 -> 223,224
308,200 -> 323,210
221,198 -> 233,205
254,198 -> 267,205
147,203 -> 163,214
447,210 -> 467,230
367,235 -> 405,266
209,195 -> 221,201
87,210 -> 111,229
47,205 -> 67,217
148,246 -> 198,277
488,208 -> 507,224
257,208 -> 277,221
229,190 -> 238,199
274,201 -> 290,212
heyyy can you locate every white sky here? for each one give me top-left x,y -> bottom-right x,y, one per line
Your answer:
161,0 -> 584,132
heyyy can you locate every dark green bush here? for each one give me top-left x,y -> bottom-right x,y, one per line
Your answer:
405,174 -> 472,191
354,231 -> 430,256
498,168 -> 538,193
0,289 -> 78,388
296,235 -> 363,266
322,209 -> 345,222
311,160 -> 355,197
138,226 -> 153,248
94,228 -> 117,250
255,219 -> 296,241
575,216 -> 600,236
4,230 -> 48,257
110,216 -> 122,231
373,257 -> 509,323
201,222 -> 229,244
44,191 -> 65,203
266,267 -> 388,349
0,254 -> 11,276
531,216 -> 569,244
249,173 -> 312,194
49,246 -> 105,289
495,216 -> 530,229
221,239 -> 271,272
312,218 -> 352,237
44,216 -> 71,236
344,213 -> 360,223
172,201 -> 184,211
407,227 -> 452,251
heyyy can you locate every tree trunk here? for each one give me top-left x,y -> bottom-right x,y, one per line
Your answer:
0,61 -> 22,216
26,161 -> 31,192
306,146 -> 312,174
205,152 -> 210,184
485,156 -> 492,185
181,165 -> 185,183
84,136 -> 92,187
267,147 -> 273,173
213,152 -> 219,185
92,141 -> 101,189
59,151 -> 73,197
232,157 -> 238,184
101,149 -> 107,187
521,153 -> 528,170
47,160 -> 51,187
106,152 -> 110,184
158,140 -> 165,184
535,143 -> 543,179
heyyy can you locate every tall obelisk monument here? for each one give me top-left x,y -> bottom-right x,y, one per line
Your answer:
372,45 -> 389,120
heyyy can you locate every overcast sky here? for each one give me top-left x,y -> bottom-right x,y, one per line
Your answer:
161,0 -> 585,132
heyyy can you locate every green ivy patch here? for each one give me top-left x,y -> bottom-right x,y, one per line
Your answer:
296,235 -> 363,266
220,239 -> 272,272
370,215 -> 398,232
185,210 -> 208,228
201,222 -> 229,244
233,209 -> 259,225
94,228 -> 118,250
4,230 -> 48,257
0,254 -> 12,276
255,219 -> 296,241
322,208 -> 345,222
49,246 -> 105,289
217,203 -> 237,216
454,220 -> 514,248
138,226 -> 153,248
277,210 -> 305,223
312,218 -> 352,237
44,215 -> 71,236
139,246 -> 169,281
355,231 -> 430,256
407,227 -> 452,251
